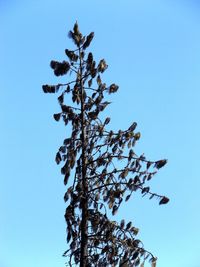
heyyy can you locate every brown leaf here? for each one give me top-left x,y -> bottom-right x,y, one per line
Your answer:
159,196 -> 169,205
155,159 -> 167,169
55,152 -> 62,164
53,113 -> 61,121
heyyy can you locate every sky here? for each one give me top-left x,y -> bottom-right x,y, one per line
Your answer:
1,0 -> 200,266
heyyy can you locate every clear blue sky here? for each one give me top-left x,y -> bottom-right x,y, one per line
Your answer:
1,1 -> 200,266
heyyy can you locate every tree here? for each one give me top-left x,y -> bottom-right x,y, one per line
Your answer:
43,22 -> 169,267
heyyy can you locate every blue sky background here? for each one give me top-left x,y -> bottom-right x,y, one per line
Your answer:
1,1 -> 200,266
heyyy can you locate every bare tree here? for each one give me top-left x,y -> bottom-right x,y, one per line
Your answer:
43,22 -> 169,267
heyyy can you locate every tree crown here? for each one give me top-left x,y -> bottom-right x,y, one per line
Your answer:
43,22 -> 169,267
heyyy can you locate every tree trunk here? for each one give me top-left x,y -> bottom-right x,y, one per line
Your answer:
79,47 -> 88,267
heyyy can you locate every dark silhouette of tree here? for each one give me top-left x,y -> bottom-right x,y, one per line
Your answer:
43,22 -> 169,267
